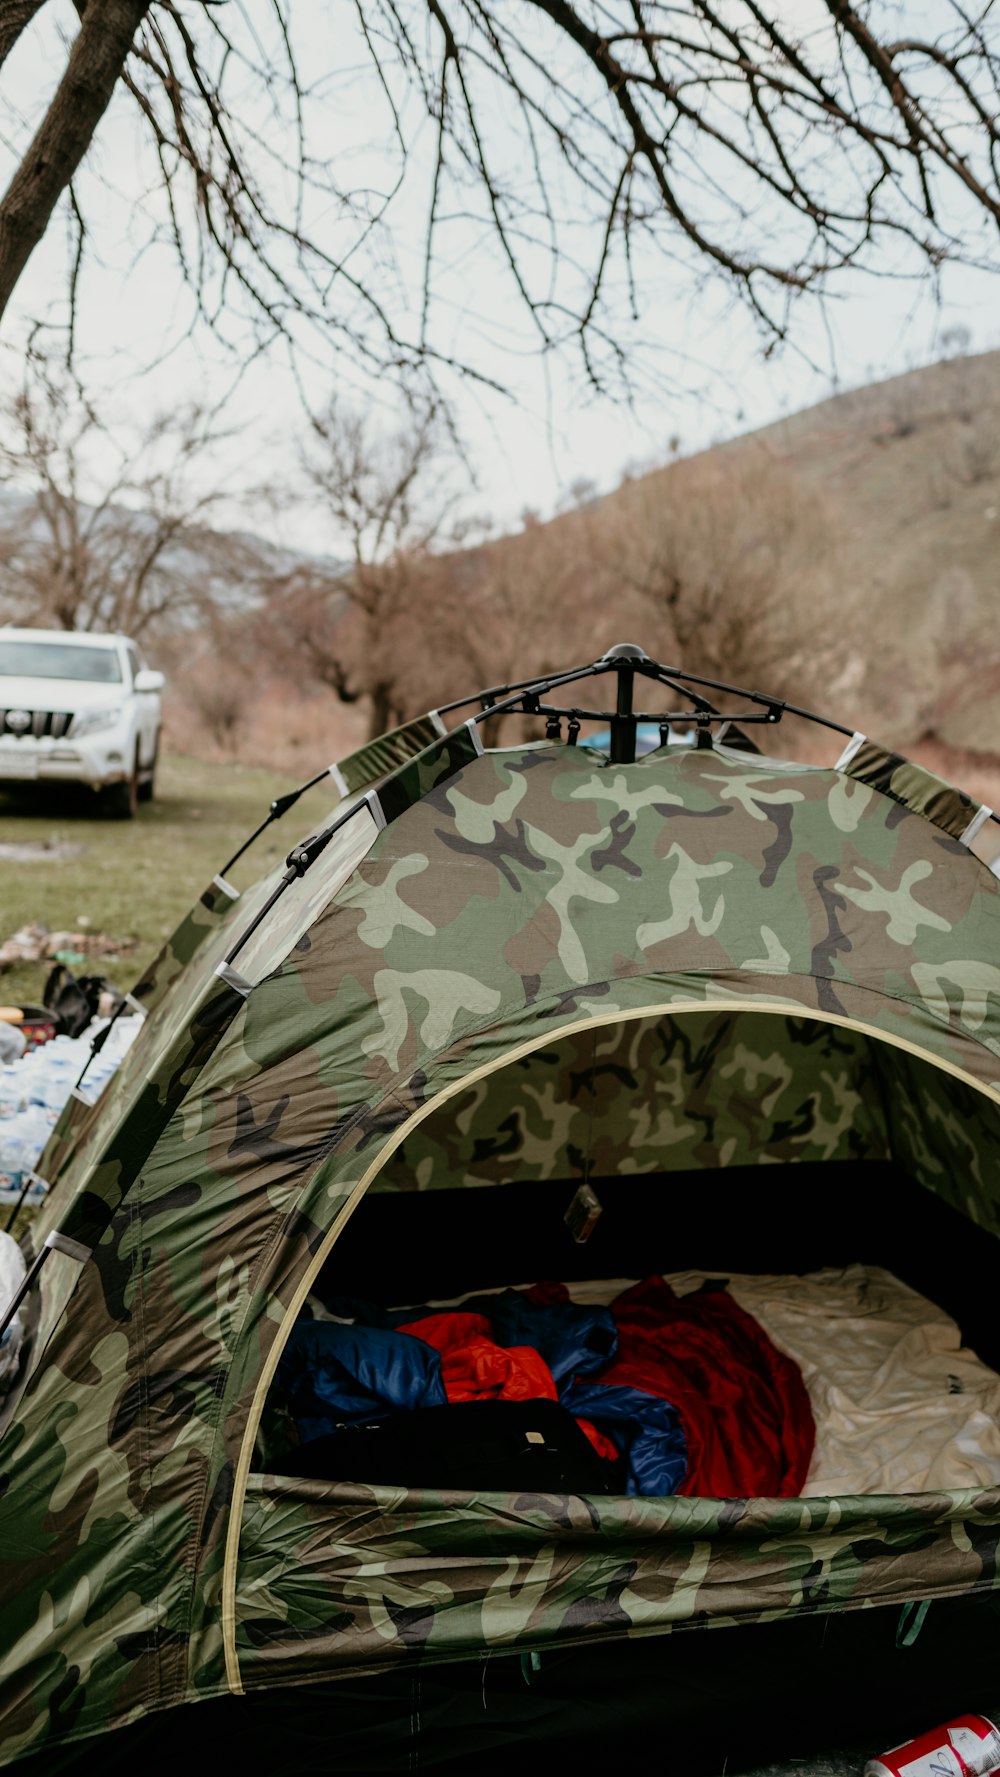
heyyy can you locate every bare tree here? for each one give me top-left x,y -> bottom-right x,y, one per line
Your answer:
256,410 -> 616,742
269,440 -> 860,744
171,620 -> 252,753
0,352 -> 259,635
417,506 -> 643,730
0,5 -> 997,394
585,448 -> 861,718
292,400 -> 467,737
252,566 -> 355,705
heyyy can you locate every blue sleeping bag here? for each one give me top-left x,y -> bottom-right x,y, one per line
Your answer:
562,1379 -> 687,1497
287,1290 -> 687,1494
461,1289 -> 618,1383
278,1321 -> 446,1446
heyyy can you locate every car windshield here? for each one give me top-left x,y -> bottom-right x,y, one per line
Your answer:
0,640 -> 122,683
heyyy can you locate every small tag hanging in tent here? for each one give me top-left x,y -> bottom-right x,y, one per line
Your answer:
564,1183 -> 603,1244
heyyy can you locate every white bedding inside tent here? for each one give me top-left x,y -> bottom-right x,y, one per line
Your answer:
566,1264 -> 1000,1496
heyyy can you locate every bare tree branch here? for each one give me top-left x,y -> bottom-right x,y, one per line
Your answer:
0,0 -> 47,76
0,350 -> 260,635
0,0 -> 150,316
0,2 -> 998,396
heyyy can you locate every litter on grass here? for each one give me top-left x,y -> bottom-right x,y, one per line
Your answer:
0,1016 -> 142,1207
0,922 -> 137,971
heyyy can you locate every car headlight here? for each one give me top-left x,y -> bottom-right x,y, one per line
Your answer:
71,707 -> 123,739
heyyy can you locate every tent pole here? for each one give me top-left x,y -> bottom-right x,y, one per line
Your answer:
606,642 -> 644,763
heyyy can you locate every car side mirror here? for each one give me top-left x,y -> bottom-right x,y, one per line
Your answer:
134,670 -> 165,693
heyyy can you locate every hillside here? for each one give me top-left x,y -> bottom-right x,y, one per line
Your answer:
13,350 -> 990,794
197,349 -> 1000,796
714,351 -> 1000,748
396,350 -> 999,797
432,350 -> 997,767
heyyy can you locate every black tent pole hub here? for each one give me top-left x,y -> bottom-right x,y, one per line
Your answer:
604,642 -> 647,765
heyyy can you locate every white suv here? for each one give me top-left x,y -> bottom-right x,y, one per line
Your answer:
0,629 -> 164,819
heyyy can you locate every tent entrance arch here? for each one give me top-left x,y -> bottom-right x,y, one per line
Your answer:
228,998 -> 1000,1695
237,995 -> 1000,1343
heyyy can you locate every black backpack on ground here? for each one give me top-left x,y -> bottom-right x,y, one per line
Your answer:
42,964 -> 121,1038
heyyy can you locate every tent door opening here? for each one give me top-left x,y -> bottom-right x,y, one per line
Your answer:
250,1003 -> 1000,1497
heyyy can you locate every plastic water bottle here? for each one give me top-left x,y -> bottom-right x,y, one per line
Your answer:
0,1070 -> 21,1121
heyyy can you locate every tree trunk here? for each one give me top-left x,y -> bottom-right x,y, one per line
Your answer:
368,682 -> 394,741
0,0 -> 150,323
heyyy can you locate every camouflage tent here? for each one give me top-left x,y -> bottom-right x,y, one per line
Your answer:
2,647 -> 1000,1768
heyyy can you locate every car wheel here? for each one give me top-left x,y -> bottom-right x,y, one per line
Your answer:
105,753 -> 139,820
138,733 -> 159,803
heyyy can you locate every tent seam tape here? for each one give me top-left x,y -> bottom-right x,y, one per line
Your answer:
219,992 -> 1000,1693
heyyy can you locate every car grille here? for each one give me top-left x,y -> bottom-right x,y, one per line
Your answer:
0,709 -> 74,739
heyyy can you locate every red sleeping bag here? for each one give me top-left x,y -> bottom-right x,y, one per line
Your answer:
528,1277 -> 815,1498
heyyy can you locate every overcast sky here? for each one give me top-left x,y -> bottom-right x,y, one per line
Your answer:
1,2 -> 998,556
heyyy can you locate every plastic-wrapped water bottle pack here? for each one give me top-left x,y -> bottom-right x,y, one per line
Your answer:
0,1017 -> 142,1207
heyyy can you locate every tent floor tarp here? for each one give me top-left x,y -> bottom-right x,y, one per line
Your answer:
15,1592 -> 1000,1775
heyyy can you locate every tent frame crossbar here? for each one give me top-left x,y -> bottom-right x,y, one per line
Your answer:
437,642 -> 855,767
508,702 -> 785,728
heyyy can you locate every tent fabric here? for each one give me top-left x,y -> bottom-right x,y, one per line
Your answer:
37,695 -> 461,1204
331,709 -> 449,800
30,873 -> 244,1203
839,736 -> 992,844
31,872 -> 259,1218
375,1010 -> 889,1189
232,1477 -> 1000,1691
1,724 -> 1000,1765
371,1009 -> 1000,1225
20,724 -> 482,1273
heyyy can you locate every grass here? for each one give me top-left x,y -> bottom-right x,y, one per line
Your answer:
0,752 -> 341,1009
